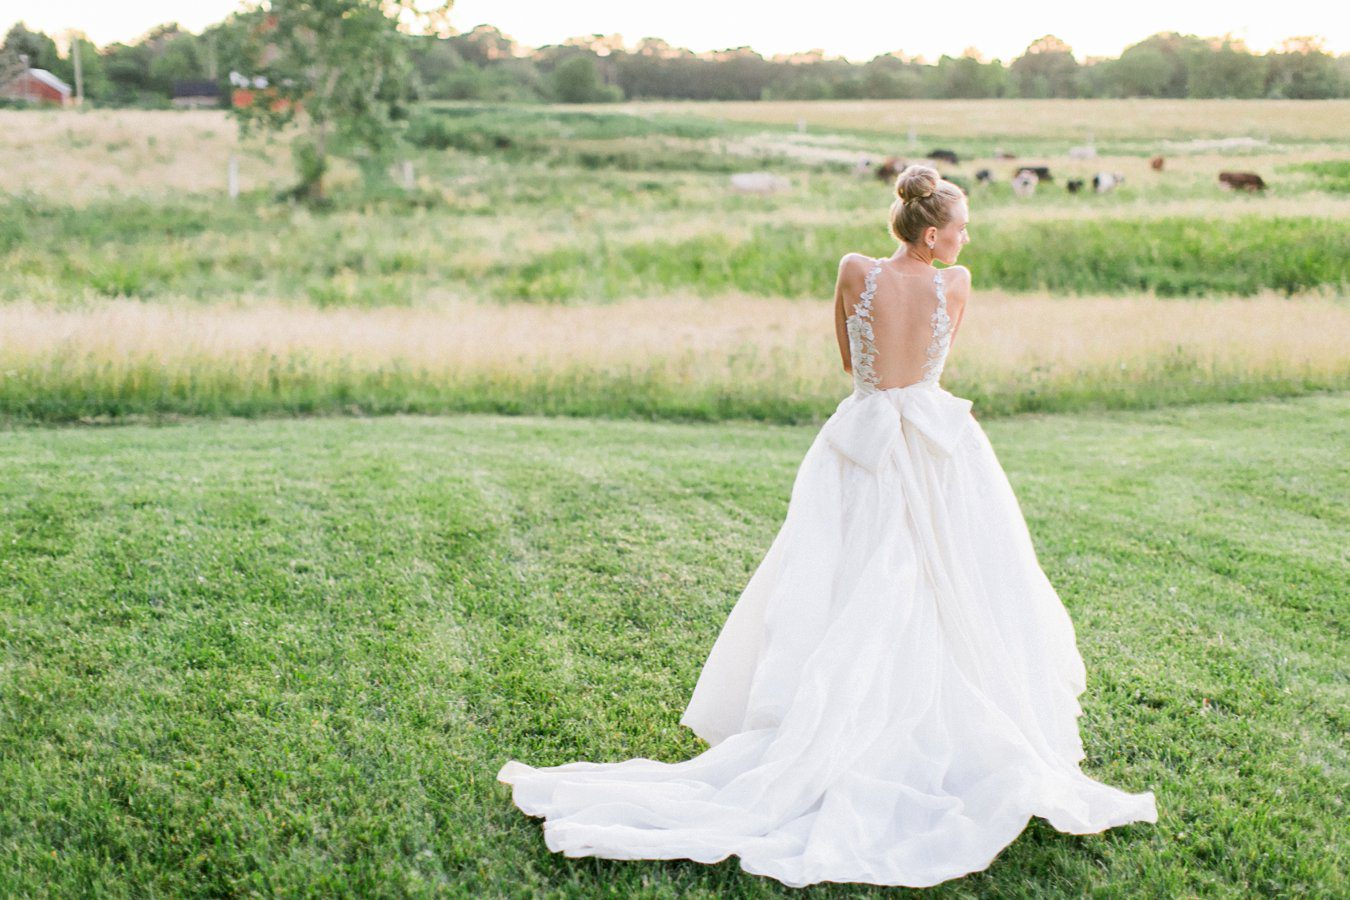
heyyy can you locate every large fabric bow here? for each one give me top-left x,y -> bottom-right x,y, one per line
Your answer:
821,386 -> 974,473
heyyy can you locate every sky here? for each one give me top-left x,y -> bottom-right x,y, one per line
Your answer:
1,0 -> 1343,62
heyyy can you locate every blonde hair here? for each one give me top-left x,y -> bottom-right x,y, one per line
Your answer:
888,164 -> 966,245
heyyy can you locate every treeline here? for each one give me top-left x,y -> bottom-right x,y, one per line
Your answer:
4,16 -> 1347,107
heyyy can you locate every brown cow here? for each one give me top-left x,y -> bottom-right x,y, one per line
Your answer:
1218,171 -> 1266,192
1150,155 -> 1164,171
876,156 -> 907,183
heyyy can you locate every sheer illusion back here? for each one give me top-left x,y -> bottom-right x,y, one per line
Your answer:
846,258 -> 953,393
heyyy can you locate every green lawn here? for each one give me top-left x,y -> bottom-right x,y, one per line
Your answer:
1,395 -> 1345,897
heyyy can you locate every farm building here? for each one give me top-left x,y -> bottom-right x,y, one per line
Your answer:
0,68 -> 72,106
172,80 -> 222,109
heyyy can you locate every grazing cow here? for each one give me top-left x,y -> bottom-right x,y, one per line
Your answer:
1150,155 -> 1165,171
1068,144 -> 1097,160
1011,170 -> 1039,198
975,168 -> 993,184
1015,165 -> 1052,182
730,172 -> 791,194
1066,178 -> 1085,193
876,156 -> 907,183
927,149 -> 959,165
1218,171 -> 1266,192
1092,172 -> 1124,193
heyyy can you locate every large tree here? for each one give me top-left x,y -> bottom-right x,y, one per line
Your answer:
1265,36 -> 1341,98
2,22 -> 59,71
230,0 -> 453,203
1010,35 -> 1079,98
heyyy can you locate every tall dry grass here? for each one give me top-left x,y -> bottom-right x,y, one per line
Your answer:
4,291 -> 1345,423
0,109 -> 298,202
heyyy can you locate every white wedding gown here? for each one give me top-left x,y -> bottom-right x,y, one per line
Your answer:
497,258 -> 1158,888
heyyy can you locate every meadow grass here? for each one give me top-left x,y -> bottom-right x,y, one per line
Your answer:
619,98 -> 1350,144
1,102 -> 1346,425
4,192 -> 1346,305
3,293 -> 1347,425
0,394 -> 1345,896
3,104 -> 1346,308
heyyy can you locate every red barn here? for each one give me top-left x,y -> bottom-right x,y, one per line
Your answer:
0,68 -> 72,106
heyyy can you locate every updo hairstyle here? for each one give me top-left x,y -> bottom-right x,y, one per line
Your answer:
888,164 -> 966,245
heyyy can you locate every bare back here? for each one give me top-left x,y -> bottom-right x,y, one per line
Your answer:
837,256 -> 968,393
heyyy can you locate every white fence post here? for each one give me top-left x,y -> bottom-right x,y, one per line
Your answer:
227,154 -> 239,199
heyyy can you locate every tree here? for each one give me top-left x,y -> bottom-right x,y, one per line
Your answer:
2,22 -> 59,70
145,25 -> 207,95
231,0 -> 453,203
1186,36 -> 1267,99
1265,36 -> 1341,98
549,53 -> 622,103
405,33 -> 464,99
937,50 -> 1006,98
1010,35 -> 1079,98
49,33 -> 111,102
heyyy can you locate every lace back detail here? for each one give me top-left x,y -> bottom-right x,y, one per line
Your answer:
845,259 -> 882,394
846,259 -> 955,393
921,270 -> 953,385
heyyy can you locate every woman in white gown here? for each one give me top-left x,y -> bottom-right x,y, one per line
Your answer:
497,164 -> 1158,889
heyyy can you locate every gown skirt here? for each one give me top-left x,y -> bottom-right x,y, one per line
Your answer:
496,382 -> 1158,889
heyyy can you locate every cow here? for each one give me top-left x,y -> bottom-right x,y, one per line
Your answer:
927,149 -> 959,165
1016,166 -> 1052,182
975,168 -> 993,184
1092,172 -> 1124,193
1150,155 -> 1165,171
1218,171 -> 1266,192
876,156 -> 907,183
994,148 -> 1017,159
1066,178 -> 1085,193
1011,170 -> 1038,198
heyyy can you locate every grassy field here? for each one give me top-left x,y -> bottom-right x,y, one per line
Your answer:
616,98 -> 1350,145
0,394 -> 1345,896
1,99 -> 1345,896
1,101 -> 1348,424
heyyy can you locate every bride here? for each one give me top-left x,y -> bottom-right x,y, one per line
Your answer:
497,163 -> 1158,889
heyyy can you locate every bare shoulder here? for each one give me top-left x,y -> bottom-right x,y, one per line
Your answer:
835,252 -> 872,292
837,252 -> 871,276
942,264 -> 972,285
942,265 -> 972,300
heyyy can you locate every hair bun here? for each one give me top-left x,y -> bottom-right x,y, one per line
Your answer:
895,164 -> 939,202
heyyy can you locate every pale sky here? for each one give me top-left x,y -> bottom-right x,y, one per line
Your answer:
1,0 -> 1343,62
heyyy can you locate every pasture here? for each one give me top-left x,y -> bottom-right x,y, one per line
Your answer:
1,100 -> 1347,424
1,99 -> 1347,896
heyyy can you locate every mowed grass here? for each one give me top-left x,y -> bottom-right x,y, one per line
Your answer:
0,394 -> 1345,896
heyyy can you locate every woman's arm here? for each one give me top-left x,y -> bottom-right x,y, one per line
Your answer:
945,265 -> 971,349
833,254 -> 855,374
